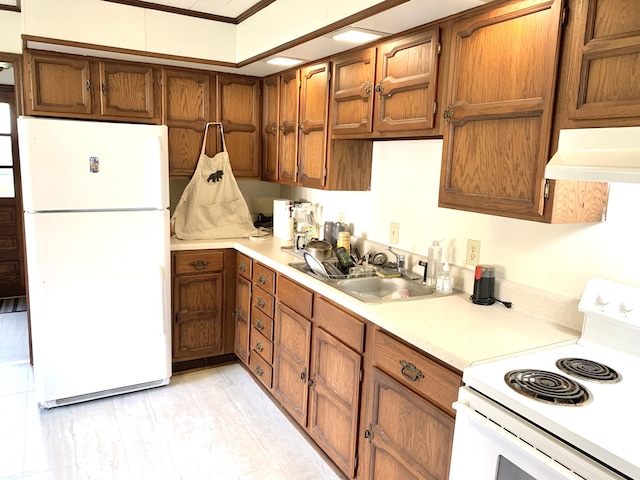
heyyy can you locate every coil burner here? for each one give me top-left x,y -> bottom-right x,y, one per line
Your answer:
556,357 -> 621,384
504,369 -> 591,406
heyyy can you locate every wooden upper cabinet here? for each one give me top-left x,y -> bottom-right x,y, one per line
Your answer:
331,48 -> 377,135
25,51 -> 93,116
439,0 -> 566,222
279,70 -> 301,185
162,67 -> 212,177
216,74 -> 261,179
565,0 -> 640,123
98,61 -> 157,119
374,28 -> 440,135
262,75 -> 280,182
298,63 -> 330,189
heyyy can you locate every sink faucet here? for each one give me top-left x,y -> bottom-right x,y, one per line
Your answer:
386,247 -> 405,274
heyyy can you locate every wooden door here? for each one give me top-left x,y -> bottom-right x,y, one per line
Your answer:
216,75 -> 261,178
273,303 -> 312,427
298,63 -> 330,189
98,60 -> 157,120
366,368 -> 454,480
373,28 -> 440,134
25,51 -> 92,116
439,0 -> 564,221
566,0 -> 640,121
278,69 -> 300,185
172,273 -> 224,361
234,274 -> 252,365
308,327 -> 362,478
262,75 -> 280,181
162,68 -> 212,177
331,48 -> 376,135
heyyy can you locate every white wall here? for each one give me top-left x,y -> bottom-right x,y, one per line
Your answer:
283,140 -> 640,299
0,10 -> 21,53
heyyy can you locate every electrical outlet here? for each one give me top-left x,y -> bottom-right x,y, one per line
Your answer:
390,222 -> 400,244
466,239 -> 481,265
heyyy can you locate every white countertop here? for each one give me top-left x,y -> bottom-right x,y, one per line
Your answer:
171,235 -> 580,372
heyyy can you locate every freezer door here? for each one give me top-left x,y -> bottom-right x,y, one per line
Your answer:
18,117 -> 169,211
24,210 -> 171,404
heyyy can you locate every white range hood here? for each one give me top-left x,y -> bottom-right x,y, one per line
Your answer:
545,126 -> 640,183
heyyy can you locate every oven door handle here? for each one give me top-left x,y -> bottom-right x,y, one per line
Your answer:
453,401 -> 586,480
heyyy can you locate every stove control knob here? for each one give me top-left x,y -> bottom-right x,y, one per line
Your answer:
596,291 -> 611,306
620,299 -> 635,314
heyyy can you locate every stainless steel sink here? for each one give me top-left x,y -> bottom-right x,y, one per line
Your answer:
287,261 -> 454,303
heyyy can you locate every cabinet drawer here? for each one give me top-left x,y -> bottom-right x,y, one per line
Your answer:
373,330 -> 461,417
251,329 -> 273,364
314,296 -> 365,353
253,285 -> 275,319
253,262 -> 276,295
237,252 -> 252,280
174,250 -> 224,275
250,351 -> 273,389
278,275 -> 313,318
251,307 -> 274,340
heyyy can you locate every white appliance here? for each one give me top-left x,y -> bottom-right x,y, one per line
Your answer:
545,126 -> 640,183
449,278 -> 640,480
18,116 -> 172,409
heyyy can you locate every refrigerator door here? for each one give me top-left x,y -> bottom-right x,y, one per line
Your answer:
18,117 -> 169,212
24,209 -> 171,405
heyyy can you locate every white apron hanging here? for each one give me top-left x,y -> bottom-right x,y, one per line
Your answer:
172,122 -> 259,240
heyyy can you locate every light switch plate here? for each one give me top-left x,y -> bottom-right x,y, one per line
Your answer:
390,222 -> 400,244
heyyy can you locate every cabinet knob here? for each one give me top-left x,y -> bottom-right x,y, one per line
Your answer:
400,360 -> 424,382
256,297 -> 266,308
443,105 -> 454,124
300,368 -> 307,381
190,260 -> 210,270
255,365 -> 264,377
86,80 -> 91,93
101,82 -> 108,94
255,341 -> 264,352
364,84 -> 372,96
255,319 -> 265,330
258,273 -> 267,284
238,262 -> 247,272
233,310 -> 238,319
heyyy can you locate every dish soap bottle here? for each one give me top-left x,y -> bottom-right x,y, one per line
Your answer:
436,262 -> 453,294
426,240 -> 442,288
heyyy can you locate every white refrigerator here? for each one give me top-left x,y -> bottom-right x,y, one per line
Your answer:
18,116 -> 172,408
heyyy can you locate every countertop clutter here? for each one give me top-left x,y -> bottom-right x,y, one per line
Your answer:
170,235 -> 580,372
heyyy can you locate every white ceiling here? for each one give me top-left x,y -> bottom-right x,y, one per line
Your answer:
140,0 -> 263,19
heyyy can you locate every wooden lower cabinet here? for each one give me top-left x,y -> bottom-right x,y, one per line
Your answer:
234,253 -> 253,365
366,368 -> 454,480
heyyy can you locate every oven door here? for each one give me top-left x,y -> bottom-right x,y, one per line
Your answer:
449,387 -> 623,480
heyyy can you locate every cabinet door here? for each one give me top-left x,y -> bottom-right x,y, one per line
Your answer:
162,68 -> 212,177
439,0 -> 563,221
366,368 -> 454,480
566,0 -> 640,121
234,274 -> 252,365
298,63 -> 330,189
172,273 -> 224,361
308,328 -> 362,478
98,61 -> 157,120
216,75 -> 261,178
373,29 -> 440,133
262,75 -> 280,181
331,48 -> 376,135
273,303 -> 312,427
25,52 -> 92,116
279,69 -> 300,185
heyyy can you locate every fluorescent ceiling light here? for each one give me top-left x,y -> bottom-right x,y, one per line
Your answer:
266,57 -> 304,66
330,27 -> 387,44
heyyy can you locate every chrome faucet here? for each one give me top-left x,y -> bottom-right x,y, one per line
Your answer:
386,247 -> 405,273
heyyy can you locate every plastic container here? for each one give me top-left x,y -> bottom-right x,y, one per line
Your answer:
426,240 -> 442,288
436,262 -> 453,294
332,213 -> 348,248
336,231 -> 351,252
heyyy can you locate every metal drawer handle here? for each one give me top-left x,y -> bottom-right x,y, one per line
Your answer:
190,260 -> 210,270
257,273 -> 267,284
238,262 -> 247,272
255,365 -> 264,377
400,360 -> 424,382
255,341 -> 264,352
256,298 -> 266,308
255,319 -> 265,330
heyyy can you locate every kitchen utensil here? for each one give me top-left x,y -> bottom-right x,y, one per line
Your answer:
335,246 -> 355,273
306,239 -> 332,260
303,251 -> 329,278
372,252 -> 387,266
471,264 -> 495,305
294,231 -> 307,252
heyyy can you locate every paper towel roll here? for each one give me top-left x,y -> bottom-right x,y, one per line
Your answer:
273,199 -> 293,240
